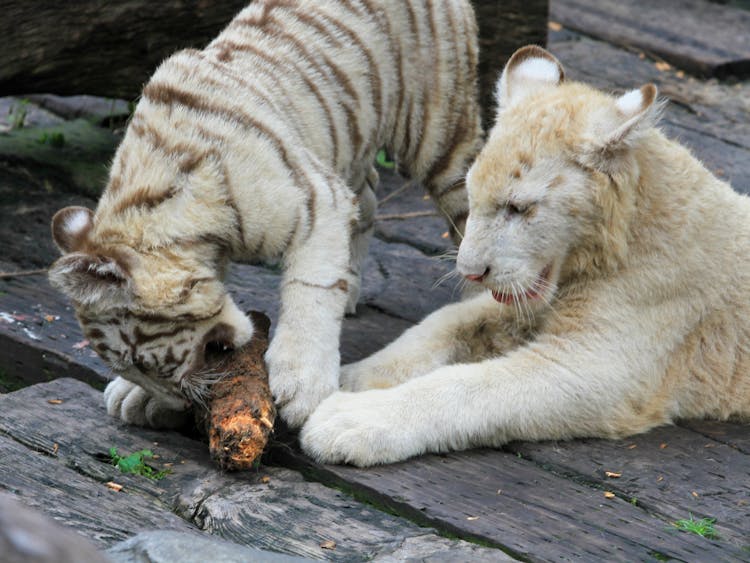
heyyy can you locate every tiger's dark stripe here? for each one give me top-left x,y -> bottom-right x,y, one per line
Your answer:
110,185 -> 179,215
423,4 -> 467,190
142,81 -> 317,232
261,18 -> 363,157
357,0 -> 403,146
287,278 -> 349,292
298,5 -> 384,137
210,38 -> 340,166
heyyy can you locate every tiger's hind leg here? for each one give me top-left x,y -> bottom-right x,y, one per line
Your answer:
345,166 -> 378,314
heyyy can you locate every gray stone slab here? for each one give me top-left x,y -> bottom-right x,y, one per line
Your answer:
108,530 -> 308,563
0,492 -> 111,563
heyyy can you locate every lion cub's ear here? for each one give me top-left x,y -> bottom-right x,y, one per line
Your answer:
581,84 -> 660,171
51,206 -> 94,254
495,45 -> 564,110
606,84 -> 659,147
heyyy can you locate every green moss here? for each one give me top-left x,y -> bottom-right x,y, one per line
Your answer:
0,368 -> 28,393
109,447 -> 170,480
0,118 -> 119,197
673,514 -> 719,540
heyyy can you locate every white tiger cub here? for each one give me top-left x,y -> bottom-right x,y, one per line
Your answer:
48,0 -> 482,429
300,45 -> 750,466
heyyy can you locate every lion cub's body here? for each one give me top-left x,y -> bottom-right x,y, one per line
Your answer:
301,46 -> 750,467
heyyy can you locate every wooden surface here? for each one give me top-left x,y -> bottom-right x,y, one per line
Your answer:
551,0 -> 750,78
0,378 -> 508,561
274,437 -> 750,561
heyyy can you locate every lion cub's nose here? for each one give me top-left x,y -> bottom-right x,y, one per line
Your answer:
462,267 -> 490,283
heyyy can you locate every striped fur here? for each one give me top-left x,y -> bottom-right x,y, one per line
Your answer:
49,0 -> 482,429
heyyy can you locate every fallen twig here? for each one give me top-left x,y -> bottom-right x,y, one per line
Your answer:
376,210 -> 438,221
377,180 -> 416,206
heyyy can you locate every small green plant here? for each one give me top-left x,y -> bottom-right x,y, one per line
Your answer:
673,514 -> 719,539
8,99 -> 29,129
376,148 -> 395,169
630,497 -> 638,506
37,131 -> 66,147
109,447 -> 170,480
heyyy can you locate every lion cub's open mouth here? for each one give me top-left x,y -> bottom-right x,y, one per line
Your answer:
491,263 -> 552,304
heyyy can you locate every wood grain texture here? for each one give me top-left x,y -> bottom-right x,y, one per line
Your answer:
0,379 -> 508,561
550,0 -> 750,78
275,445 -> 750,561
509,425 -> 750,546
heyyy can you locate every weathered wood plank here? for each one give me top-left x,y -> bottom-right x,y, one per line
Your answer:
681,420 -> 750,455
548,33 -> 750,194
0,379 -> 511,561
275,446 -> 748,561
0,435 -> 201,547
550,0 -> 750,78
509,425 -> 750,546
0,492 -> 111,563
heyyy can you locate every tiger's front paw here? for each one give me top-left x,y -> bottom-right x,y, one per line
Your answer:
266,338 -> 339,429
103,377 -> 190,429
300,390 -> 424,467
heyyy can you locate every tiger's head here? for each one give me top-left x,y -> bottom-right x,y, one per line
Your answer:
457,45 -> 659,307
48,205 -> 254,410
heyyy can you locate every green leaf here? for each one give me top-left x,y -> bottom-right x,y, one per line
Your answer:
376,148 -> 395,169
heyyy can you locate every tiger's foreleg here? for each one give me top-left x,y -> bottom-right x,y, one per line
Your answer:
266,176 -> 356,429
104,377 -> 191,429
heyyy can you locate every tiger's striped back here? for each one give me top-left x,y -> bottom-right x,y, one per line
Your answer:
50,0 -> 482,429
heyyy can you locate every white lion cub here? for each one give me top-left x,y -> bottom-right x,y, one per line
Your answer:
300,45 -> 750,467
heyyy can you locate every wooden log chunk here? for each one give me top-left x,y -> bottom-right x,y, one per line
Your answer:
201,311 -> 276,471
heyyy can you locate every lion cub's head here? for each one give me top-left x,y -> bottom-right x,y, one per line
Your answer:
458,45 -> 660,306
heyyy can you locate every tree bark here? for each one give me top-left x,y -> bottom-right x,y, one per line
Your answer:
1,0 -> 549,128
471,0 -> 549,132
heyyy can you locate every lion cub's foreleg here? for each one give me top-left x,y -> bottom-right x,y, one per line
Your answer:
303,319 -> 667,467
340,292 -> 532,391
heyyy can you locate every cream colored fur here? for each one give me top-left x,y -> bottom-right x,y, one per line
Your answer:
301,46 -> 750,466
48,0 -> 481,430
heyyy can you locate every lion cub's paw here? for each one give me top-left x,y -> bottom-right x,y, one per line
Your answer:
103,377 -> 189,429
300,390 -> 423,467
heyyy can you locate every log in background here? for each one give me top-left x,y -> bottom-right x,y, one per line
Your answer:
0,0 -> 549,126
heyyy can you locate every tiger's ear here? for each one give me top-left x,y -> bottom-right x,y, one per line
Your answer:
496,45 -> 564,110
48,252 -> 132,307
51,206 -> 94,253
